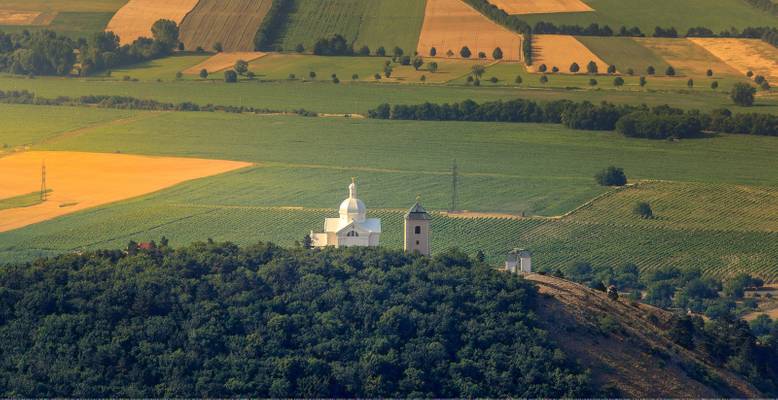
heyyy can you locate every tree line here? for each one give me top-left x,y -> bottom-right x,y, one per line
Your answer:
554,261 -> 778,395
253,0 -> 295,51
368,98 -> 778,138
0,242 -> 595,398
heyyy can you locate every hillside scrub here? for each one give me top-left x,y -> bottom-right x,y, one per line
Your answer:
0,242 -> 595,397
368,99 -> 778,137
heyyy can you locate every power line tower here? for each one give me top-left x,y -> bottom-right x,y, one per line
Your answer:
40,161 -> 47,201
450,159 -> 459,212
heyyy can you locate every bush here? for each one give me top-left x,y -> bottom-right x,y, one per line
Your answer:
731,83 -> 756,106
351,73 -> 359,80
224,70 -> 238,83
595,166 -> 627,186
539,74 -> 549,84
711,81 -> 719,90
634,202 -> 653,219
478,51 -> 487,59
515,75 -> 523,84
376,46 -> 386,57
589,78 -> 598,86
613,77 -> 625,87
551,66 -> 559,73
640,76 -> 647,87
489,76 -> 498,83
706,69 -> 713,77
687,79 -> 694,88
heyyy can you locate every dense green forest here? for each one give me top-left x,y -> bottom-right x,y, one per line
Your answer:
0,242 -> 593,397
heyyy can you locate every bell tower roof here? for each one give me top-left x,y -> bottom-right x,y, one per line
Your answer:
340,178 -> 366,223
405,197 -> 431,220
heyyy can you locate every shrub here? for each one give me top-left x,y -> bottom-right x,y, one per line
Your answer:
539,74 -> 548,84
309,71 -> 317,79
731,83 -> 756,106
634,202 -> 653,219
613,77 -> 625,87
711,81 -> 719,89
589,78 -> 597,86
376,46 -> 386,57
489,76 -> 498,83
626,68 -> 634,76
706,69 -> 713,77
352,73 -> 359,80
595,166 -> 627,186
515,75 -> 523,84
639,76 -> 647,87
478,51 -> 487,59
551,66 -> 559,73
224,70 -> 238,83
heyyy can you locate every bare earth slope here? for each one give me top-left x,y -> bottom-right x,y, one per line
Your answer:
179,0 -> 273,52
526,274 -> 760,398
417,0 -> 524,61
106,0 -> 200,45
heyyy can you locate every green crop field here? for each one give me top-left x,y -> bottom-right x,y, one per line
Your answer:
2,105 -> 778,279
277,0 -> 426,54
107,53 -> 211,81
519,0 -> 778,34
575,37 -> 672,76
2,74 -> 776,115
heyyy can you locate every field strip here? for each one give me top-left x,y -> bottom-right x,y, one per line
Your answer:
0,151 -> 252,233
37,112 -> 169,147
106,0 -> 200,45
184,52 -> 268,74
417,0 -> 524,61
0,9 -> 52,25
178,0 -> 273,52
689,38 -> 778,81
635,38 -> 741,77
530,34 -> 610,73
486,0 -> 593,15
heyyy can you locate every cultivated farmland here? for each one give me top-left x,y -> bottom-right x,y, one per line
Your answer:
690,38 -> 778,82
106,0 -> 199,45
575,36 -> 670,76
0,0 -> 128,38
636,38 -> 741,77
184,52 -> 267,75
487,0 -> 593,15
417,0 -> 524,61
277,0 -> 427,55
178,0 -> 272,52
529,34 -> 608,73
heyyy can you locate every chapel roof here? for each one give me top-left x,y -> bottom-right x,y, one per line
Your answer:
405,202 -> 431,220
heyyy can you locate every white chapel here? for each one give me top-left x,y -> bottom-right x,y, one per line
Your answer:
311,179 -> 382,248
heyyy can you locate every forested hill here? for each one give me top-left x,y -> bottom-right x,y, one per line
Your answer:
0,242 -> 593,398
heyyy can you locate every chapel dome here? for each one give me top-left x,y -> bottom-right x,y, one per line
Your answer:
339,180 -> 367,222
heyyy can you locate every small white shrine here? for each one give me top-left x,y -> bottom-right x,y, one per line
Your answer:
505,248 -> 532,274
311,179 -> 381,248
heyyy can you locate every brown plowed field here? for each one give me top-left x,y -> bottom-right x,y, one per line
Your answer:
106,0 -> 200,45
184,52 -> 267,74
487,0 -> 592,15
0,151 -> 251,233
636,38 -> 741,77
179,0 -> 273,52
417,0 -> 524,61
690,38 -> 778,81
530,34 -> 608,73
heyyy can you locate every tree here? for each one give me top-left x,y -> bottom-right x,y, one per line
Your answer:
730,82 -> 756,107
706,69 -> 713,77
476,250 -> 486,262
711,81 -> 719,90
586,61 -> 598,74
384,64 -> 393,78
224,70 -> 238,83
199,69 -> 208,79
412,56 -> 424,70
551,66 -> 559,73
358,45 -> 370,56
460,46 -> 471,58
634,202 -> 653,219
376,46 -> 386,57
393,46 -> 404,58
607,285 -> 619,301
295,43 -> 305,53
539,74 -> 548,84
332,76 -> 340,84
647,65 -> 655,75
234,60 -> 249,75
420,75 -> 426,82
428,62 -> 438,73
746,70 -> 754,78
589,78 -> 597,87
665,66 -> 676,76
515,75 -> 523,84
471,64 -> 485,79
374,73 -> 381,80
607,64 -> 616,74
489,76 -> 498,83
430,47 -> 437,57
639,76 -> 647,87
213,42 -> 224,53
302,235 -> 313,249
175,71 -> 183,80
687,78 -> 694,88
309,71 -> 317,80
446,49 -> 454,57
538,64 -> 547,72
613,76 -> 625,87
151,19 -> 180,53
570,62 -> 580,73
352,73 -> 359,80
478,51 -> 486,59
492,47 -> 503,60
595,166 -> 627,186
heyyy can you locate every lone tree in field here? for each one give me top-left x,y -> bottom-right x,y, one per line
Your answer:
539,74 -> 549,84
493,47 -> 503,60
665,66 -> 676,76
613,77 -> 624,87
640,76 -> 647,87
309,71 -> 317,80
199,69 -> 208,79
213,42 -> 223,53
151,19 -> 180,53
647,65 -> 655,75
607,64 -> 617,74
538,64 -> 547,72
634,202 -> 653,219
589,78 -> 597,86
224,70 -> 238,83
706,69 -> 713,77
711,81 -> 719,90
460,46 -> 472,58
471,64 -> 486,79
515,75 -> 523,84
234,60 -> 249,75
428,61 -> 438,73
570,62 -> 580,73
595,166 -> 627,186
687,78 -> 694,88
430,47 -> 437,57
587,61 -> 598,74
551,66 -> 559,73
478,51 -> 487,59
384,64 -> 393,78
731,82 -> 756,106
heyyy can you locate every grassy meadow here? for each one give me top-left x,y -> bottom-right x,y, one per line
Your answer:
519,0 -> 778,33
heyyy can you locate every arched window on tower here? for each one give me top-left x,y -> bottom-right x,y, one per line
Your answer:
347,231 -> 359,237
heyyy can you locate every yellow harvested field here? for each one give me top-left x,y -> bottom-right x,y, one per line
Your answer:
487,0 -> 593,15
106,0 -> 200,45
0,151 -> 251,233
530,34 -> 609,73
689,38 -> 778,81
0,10 -> 52,25
417,0 -> 524,61
184,52 -> 267,74
636,38 -> 740,77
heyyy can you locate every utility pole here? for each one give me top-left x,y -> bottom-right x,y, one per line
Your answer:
450,159 -> 459,212
40,161 -> 47,201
